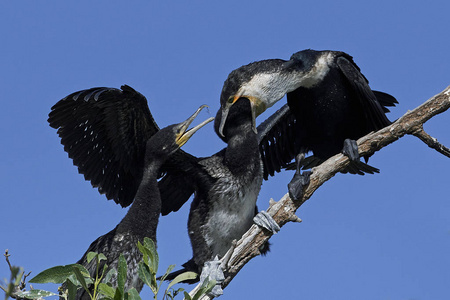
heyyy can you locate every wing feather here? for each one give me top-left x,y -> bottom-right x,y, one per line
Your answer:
336,56 -> 395,131
48,85 -> 159,207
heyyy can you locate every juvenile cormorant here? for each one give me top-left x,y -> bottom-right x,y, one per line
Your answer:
50,90 -> 212,298
49,85 -> 273,284
161,97 -> 268,281
219,49 -> 398,199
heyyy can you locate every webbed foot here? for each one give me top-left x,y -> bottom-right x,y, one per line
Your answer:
342,139 -> 360,161
288,170 -> 311,201
287,153 -> 311,200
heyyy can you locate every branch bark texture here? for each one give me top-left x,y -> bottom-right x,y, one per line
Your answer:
188,85 -> 450,299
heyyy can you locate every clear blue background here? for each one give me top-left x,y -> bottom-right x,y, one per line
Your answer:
1,1 -> 449,299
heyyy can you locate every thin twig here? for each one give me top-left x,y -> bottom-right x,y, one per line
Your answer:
4,249 -> 12,271
412,126 -> 450,158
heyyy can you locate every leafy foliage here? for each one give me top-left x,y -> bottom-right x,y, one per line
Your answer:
2,239 -> 215,300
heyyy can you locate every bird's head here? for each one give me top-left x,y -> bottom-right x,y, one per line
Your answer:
146,105 -> 214,160
218,59 -> 290,137
214,97 -> 255,143
217,50 -> 337,138
282,49 -> 335,88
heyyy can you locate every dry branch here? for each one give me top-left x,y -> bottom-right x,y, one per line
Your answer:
188,85 -> 450,300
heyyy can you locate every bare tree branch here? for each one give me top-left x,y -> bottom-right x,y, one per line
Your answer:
188,85 -> 450,300
412,126 -> 450,158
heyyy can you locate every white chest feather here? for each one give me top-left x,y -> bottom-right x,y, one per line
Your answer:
203,165 -> 263,257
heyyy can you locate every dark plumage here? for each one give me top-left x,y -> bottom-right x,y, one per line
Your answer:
49,87 -> 212,297
219,49 -> 398,181
162,98 -> 268,282
48,85 -> 160,207
49,85 -> 273,285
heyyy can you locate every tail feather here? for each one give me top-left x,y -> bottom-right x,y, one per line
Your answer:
284,155 -> 380,175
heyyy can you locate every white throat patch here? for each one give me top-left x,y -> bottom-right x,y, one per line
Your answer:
235,52 -> 334,110
237,72 -> 296,110
296,52 -> 333,89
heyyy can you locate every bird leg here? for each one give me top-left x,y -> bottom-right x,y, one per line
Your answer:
288,153 -> 311,201
342,138 -> 360,161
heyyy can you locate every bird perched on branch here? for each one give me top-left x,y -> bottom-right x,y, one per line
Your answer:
218,49 -> 398,200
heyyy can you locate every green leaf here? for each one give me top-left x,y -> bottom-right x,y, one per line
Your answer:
16,289 -> 57,299
192,278 -> 216,300
66,274 -> 81,286
137,242 -> 155,274
137,262 -> 154,290
13,267 -> 24,286
103,268 -> 117,284
29,264 -> 90,284
66,279 -> 78,300
72,266 -> 90,295
158,264 -> 175,283
164,287 -> 184,300
183,291 -> 192,300
98,283 -> 116,299
125,288 -> 141,300
137,242 -> 148,264
99,263 -> 109,281
143,238 -> 158,274
98,253 -> 107,262
87,252 -> 98,264
87,252 -> 108,265
166,271 -> 198,291
113,288 -> 123,300
116,254 -> 127,295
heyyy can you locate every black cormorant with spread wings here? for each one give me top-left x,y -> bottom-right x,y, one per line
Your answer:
49,91 -> 212,298
49,85 -> 275,285
218,49 -> 398,199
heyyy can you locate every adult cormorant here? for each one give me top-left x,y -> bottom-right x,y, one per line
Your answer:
49,89 -> 212,298
49,85 -> 272,284
219,49 -> 398,199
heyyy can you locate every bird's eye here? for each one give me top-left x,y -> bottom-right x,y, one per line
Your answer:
227,97 -> 234,103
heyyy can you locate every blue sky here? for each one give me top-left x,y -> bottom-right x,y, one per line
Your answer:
1,1 -> 449,299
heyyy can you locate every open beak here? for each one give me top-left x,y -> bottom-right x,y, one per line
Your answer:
176,105 -> 214,147
218,96 -> 265,137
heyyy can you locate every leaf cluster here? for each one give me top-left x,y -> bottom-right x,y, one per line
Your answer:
2,239 -> 215,300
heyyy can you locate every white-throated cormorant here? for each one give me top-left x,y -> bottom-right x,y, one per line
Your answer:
218,49 -> 398,199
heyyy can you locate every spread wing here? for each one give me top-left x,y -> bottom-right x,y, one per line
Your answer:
257,104 -> 298,180
336,55 -> 398,131
257,88 -> 397,179
158,149 -> 202,215
48,85 -> 159,207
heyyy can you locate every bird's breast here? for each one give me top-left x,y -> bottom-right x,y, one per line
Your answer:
203,162 -> 263,258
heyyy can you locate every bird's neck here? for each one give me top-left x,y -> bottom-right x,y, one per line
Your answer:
224,123 -> 259,175
252,72 -> 304,109
116,160 -> 163,242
